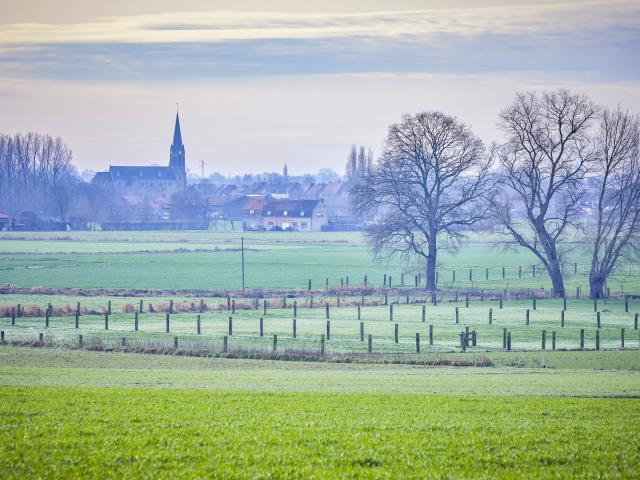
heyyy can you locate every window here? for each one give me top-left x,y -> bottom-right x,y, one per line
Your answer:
249,209 -> 255,215
266,210 -> 272,215
283,211 -> 288,216
300,211 -> 305,216
301,222 -> 308,229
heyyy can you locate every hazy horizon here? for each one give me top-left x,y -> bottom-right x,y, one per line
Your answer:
1,0 -> 638,177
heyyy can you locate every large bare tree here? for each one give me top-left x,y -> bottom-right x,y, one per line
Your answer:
588,107 -> 640,298
493,90 -> 598,297
352,111 -> 493,291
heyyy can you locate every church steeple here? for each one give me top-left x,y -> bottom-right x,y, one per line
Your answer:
169,111 -> 185,172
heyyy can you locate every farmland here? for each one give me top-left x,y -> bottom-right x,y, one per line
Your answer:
1,347 -> 640,479
1,231 -> 639,292
1,231 -> 640,478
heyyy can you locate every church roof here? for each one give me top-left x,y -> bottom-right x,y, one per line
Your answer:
109,166 -> 176,180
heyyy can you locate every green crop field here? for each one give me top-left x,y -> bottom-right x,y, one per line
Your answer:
1,231 -> 639,293
1,347 -> 639,478
2,231 -> 640,478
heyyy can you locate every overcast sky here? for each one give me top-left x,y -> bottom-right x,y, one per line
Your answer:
0,0 -> 638,177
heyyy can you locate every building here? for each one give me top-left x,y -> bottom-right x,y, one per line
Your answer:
92,112 -> 187,196
236,197 -> 328,232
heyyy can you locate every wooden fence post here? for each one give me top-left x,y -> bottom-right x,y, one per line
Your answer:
563,296 -> 567,311
223,335 -> 228,353
169,299 -> 174,314
489,308 -> 493,324
293,301 -> 297,317
416,333 -> 420,353
79,334 -> 83,346
429,324 -> 433,345
108,300 -> 112,315
45,310 -> 49,328
39,333 -> 44,343
621,328 -> 625,349
308,279 -> 312,291
11,308 -> 16,326
200,299 -> 204,313
228,316 -> 233,336
326,320 -> 330,340
325,303 -> 330,319
541,330 -> 546,350
499,298 -> 503,310
293,318 -> 297,338
597,312 -> 601,329
561,310 -> 565,327
196,314 -> 201,335
465,295 -> 469,308
360,321 -> 364,341
503,328 -> 507,349
526,309 -> 530,326
455,307 -> 459,324
368,334 -> 372,353
139,299 -> 144,313
552,331 -> 556,350
134,312 -> 139,331
17,304 -> 21,318
594,298 -> 598,312
394,323 -> 399,343
357,304 -> 361,320
596,330 -> 600,350
635,313 -> 638,330
580,329 -> 584,350
174,336 -> 178,349
272,335 -> 277,352
104,313 -> 108,330
532,297 -> 537,310
232,299 -> 236,314
75,309 -> 80,329
625,297 -> 629,313
421,305 -> 426,322
502,266 -> 505,279
263,300 -> 267,315
320,334 -> 325,354
259,317 -> 263,337
165,313 -> 170,333
507,332 -> 511,350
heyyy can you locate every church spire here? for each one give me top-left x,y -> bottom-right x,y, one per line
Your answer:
172,111 -> 183,147
169,110 -> 185,172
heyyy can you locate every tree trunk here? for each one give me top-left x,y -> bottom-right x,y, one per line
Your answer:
425,235 -> 437,292
589,270 -> 606,299
548,262 -> 565,298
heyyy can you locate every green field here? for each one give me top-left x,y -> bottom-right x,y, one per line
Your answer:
1,295 -> 638,354
2,231 -> 640,478
1,347 -> 639,478
1,231 -> 639,293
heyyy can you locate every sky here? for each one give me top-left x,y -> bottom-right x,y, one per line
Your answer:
0,0 -> 639,177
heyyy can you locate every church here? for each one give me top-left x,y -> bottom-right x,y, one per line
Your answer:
92,112 -> 187,195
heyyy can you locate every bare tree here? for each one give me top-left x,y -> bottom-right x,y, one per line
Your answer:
494,90 -> 598,297
345,144 -> 357,180
352,111 -> 494,291
587,107 -> 640,298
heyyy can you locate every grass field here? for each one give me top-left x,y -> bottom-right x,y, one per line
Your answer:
2,231 -> 640,478
1,347 -> 639,478
1,296 -> 638,354
1,231 -> 639,293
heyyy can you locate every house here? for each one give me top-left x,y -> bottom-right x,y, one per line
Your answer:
260,199 -> 328,232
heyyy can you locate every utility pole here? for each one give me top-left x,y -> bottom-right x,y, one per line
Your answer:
199,160 -> 205,178
241,236 -> 245,292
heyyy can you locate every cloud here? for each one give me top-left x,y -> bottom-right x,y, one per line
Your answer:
0,1 -> 638,44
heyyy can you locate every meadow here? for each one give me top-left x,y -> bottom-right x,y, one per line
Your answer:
1,231 -> 639,293
1,347 -> 639,479
1,231 -> 639,478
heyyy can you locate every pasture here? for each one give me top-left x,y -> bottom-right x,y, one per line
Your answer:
1,231 -> 639,293
1,347 -> 639,479
1,230 -> 639,478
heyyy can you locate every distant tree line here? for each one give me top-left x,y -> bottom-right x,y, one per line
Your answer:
0,132 -> 78,220
353,89 -> 640,299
